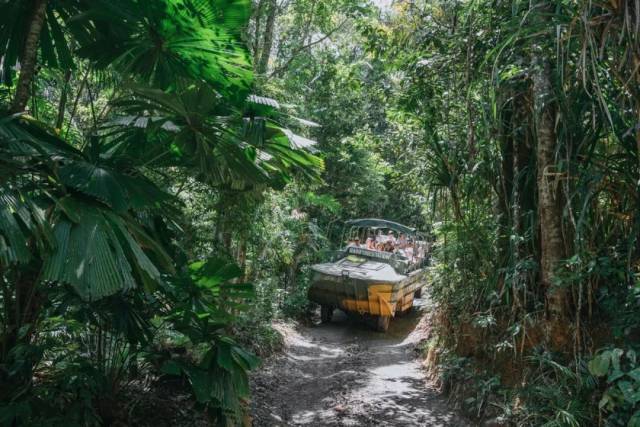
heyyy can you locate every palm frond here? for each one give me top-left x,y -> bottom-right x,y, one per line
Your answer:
42,196 -> 170,301
74,0 -> 253,96
0,189 -> 53,267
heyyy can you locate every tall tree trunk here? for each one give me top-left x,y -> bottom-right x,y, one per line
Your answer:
256,0 -> 277,74
252,0 -> 265,62
11,0 -> 48,113
511,95 -> 535,312
496,105 -> 515,307
497,97 -> 514,268
215,190 -> 234,255
55,69 -> 71,130
532,58 -> 566,321
513,93 -> 535,260
450,187 -> 464,223
236,236 -> 247,280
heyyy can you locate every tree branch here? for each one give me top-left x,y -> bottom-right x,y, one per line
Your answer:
269,18 -> 348,77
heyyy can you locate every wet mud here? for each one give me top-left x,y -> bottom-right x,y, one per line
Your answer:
250,299 -> 470,426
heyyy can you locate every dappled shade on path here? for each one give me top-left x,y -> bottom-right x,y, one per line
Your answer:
251,300 -> 469,426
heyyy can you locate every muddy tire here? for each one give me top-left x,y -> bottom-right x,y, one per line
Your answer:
376,315 -> 391,332
399,304 -> 413,317
414,287 -> 423,298
320,305 -> 333,323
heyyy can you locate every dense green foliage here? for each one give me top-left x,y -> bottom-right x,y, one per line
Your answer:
249,0 -> 640,425
0,0 -> 321,425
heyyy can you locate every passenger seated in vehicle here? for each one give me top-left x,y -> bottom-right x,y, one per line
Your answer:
365,237 -> 376,250
346,238 -> 357,248
404,245 -> 414,261
387,230 -> 396,245
397,233 -> 408,248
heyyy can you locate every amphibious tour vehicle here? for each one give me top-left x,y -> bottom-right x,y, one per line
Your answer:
308,218 -> 430,332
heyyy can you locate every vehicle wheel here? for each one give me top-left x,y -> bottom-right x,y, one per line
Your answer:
376,315 -> 390,332
414,287 -> 423,298
320,305 -> 333,323
401,304 -> 413,316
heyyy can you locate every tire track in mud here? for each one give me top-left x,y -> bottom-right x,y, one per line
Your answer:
250,299 -> 470,426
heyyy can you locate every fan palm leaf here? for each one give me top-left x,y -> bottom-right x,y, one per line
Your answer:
42,196 -> 173,301
73,0 -> 253,97
57,159 -> 173,213
1,112 -> 175,301
0,189 -> 54,268
103,83 -> 323,189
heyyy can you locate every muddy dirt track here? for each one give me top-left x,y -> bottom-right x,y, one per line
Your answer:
250,299 -> 470,426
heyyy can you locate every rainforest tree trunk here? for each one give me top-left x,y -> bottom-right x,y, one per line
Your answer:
513,92 -> 535,263
215,190 -> 234,255
532,57 -> 567,321
256,0 -> 277,74
55,69 -> 71,130
11,0 -> 48,113
497,95 -> 514,269
252,0 -> 265,62
236,236 -> 247,281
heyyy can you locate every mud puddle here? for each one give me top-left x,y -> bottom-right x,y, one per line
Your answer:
250,299 -> 470,426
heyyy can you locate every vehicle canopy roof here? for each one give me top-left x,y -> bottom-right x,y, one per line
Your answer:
344,218 -> 418,236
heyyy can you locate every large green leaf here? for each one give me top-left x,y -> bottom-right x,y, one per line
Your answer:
0,189 -> 52,267
173,336 -> 258,418
189,257 -> 242,289
589,351 -> 611,377
103,85 -> 324,192
58,160 -> 172,212
629,411 -> 640,427
58,162 -> 129,213
74,0 -> 253,96
42,197 -> 168,301
105,85 -> 293,187
0,113 -> 81,162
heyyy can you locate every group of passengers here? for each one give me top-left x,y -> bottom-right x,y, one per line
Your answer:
346,230 -> 426,262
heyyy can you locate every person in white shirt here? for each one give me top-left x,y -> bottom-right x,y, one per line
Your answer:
365,237 -> 376,250
397,233 -> 408,248
404,245 -> 414,261
387,230 -> 396,245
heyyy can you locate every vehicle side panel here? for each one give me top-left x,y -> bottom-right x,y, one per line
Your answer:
308,269 -> 426,317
